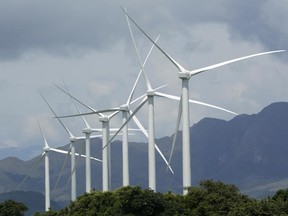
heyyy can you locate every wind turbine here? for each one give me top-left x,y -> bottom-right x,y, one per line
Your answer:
17,117 -> 100,211
57,80 -> 137,192
123,9 -> 285,194
39,92 -> 102,200
51,86 -> 119,191
60,81 -> 97,193
94,11 -> 238,192
37,118 -> 51,212
58,18 -> 240,192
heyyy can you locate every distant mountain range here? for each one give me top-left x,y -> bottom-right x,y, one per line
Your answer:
1,102 -> 288,214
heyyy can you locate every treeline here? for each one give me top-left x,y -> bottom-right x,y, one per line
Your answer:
2,180 -> 288,215
35,180 -> 288,216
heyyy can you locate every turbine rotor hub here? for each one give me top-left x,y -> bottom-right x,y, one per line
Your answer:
69,137 -> 77,142
147,90 -> 155,96
99,116 -> 109,122
119,104 -> 129,111
82,128 -> 92,134
178,71 -> 191,79
43,146 -> 50,152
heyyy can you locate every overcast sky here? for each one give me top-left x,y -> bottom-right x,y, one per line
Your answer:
0,0 -> 287,160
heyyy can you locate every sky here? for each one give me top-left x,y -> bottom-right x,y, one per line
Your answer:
0,0 -> 287,160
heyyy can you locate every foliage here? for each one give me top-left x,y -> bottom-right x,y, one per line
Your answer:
0,200 -> 28,216
14,180 -> 288,215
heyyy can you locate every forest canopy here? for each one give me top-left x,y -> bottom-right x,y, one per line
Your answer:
3,180 -> 288,216
32,180 -> 288,216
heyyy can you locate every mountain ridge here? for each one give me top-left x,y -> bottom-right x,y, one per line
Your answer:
1,101 -> 288,213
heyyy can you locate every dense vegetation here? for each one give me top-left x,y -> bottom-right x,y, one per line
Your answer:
0,200 -> 28,216
2,180 -> 288,215
31,180 -> 288,216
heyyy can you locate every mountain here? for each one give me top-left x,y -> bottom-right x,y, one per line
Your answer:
1,101 -> 288,213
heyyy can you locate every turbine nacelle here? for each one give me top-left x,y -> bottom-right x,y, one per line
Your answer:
82,128 -> 93,134
99,116 -> 109,122
147,89 -> 155,96
178,71 -> 192,80
43,146 -> 50,152
69,137 -> 77,142
119,104 -> 129,111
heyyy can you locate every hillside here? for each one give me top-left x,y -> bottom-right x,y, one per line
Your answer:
0,102 -> 288,213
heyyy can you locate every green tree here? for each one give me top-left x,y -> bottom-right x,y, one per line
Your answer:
184,180 -> 257,215
268,188 -> 288,215
112,186 -> 165,215
35,181 -> 288,216
0,200 -> 28,216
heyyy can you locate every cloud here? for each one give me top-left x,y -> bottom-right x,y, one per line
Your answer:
1,1 -> 287,61
0,0 -> 126,60
0,1 -> 287,160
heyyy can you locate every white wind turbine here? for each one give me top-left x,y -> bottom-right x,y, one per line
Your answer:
123,9 -> 285,194
60,81 -> 99,193
51,87 -> 120,192
101,12 -> 239,192
65,35 -> 162,187
54,83 -> 140,191
56,66 -> 238,193
55,83 -> 178,188
17,117 -> 100,211
40,92 -> 102,200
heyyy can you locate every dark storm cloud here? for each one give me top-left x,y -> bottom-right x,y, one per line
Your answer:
125,1 -> 286,52
223,1 -> 287,51
0,0 -> 286,60
0,0 -> 126,60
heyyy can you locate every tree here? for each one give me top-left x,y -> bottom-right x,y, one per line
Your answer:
184,180 -> 257,215
34,181 -> 288,216
0,200 -> 28,216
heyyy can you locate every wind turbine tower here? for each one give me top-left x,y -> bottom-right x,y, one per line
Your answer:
123,9 -> 285,195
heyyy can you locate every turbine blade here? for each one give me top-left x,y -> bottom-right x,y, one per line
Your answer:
39,90 -> 74,138
130,83 -> 167,105
155,92 -> 238,115
56,108 -> 120,119
130,112 -> 174,174
189,50 -> 286,76
35,116 -> 49,148
122,8 -> 186,72
125,8 -> 152,91
56,111 -> 100,119
54,143 -> 72,190
92,128 -> 102,132
17,153 -> 45,190
90,134 -> 103,138
167,96 -> 182,171
126,34 -> 160,105
53,83 -> 102,117
153,84 -> 168,91
130,93 -> 147,105
154,92 -> 180,101
98,108 -> 120,113
102,97 -> 148,151
57,108 -> 120,120
188,99 -> 238,115
108,110 -> 120,119
60,79 -> 91,129
50,148 -> 69,154
130,85 -> 167,104
50,147 -> 102,162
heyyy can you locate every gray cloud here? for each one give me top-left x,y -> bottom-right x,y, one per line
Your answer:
0,0 -> 287,159
0,0 -> 127,59
1,1 -> 286,61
